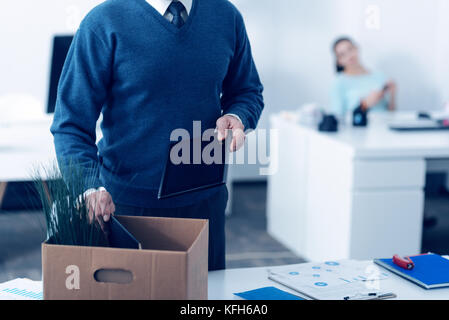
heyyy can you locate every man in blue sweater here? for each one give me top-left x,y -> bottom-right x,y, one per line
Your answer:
50,0 -> 264,271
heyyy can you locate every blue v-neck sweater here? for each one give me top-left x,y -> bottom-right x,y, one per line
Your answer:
50,0 -> 264,208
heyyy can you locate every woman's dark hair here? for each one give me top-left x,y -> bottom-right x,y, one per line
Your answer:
332,37 -> 354,73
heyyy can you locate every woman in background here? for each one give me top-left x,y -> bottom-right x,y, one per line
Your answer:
330,37 -> 397,117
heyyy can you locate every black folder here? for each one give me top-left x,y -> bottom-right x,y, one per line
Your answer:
158,137 -> 229,200
108,216 -> 141,250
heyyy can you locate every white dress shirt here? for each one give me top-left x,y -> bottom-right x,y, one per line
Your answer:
146,0 -> 192,22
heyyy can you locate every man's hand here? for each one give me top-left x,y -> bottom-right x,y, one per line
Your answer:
86,190 -> 115,231
216,115 -> 246,152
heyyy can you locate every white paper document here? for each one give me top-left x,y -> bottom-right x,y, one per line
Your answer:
0,278 -> 43,300
268,260 -> 394,300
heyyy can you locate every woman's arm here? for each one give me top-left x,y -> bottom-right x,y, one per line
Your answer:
386,81 -> 397,111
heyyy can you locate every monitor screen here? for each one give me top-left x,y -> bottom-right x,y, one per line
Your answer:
47,35 -> 73,114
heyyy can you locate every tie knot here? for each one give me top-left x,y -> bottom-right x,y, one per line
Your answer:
167,1 -> 186,16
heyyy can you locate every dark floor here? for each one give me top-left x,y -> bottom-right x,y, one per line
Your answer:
0,212 -> 45,283
1,181 -> 449,283
225,182 -> 306,269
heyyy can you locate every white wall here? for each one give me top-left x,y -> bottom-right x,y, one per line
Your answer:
230,0 -> 449,180
0,0 -> 103,111
1,0 -> 448,116
335,0 -> 445,112
237,0 -> 449,121
231,0 -> 340,130
436,0 -> 449,104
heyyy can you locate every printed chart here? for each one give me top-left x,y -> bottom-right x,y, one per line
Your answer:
268,260 -> 391,300
0,278 -> 43,300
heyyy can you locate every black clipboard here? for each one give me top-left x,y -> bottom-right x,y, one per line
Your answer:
158,136 -> 230,200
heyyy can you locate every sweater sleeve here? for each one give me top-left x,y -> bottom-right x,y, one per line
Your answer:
221,12 -> 264,131
50,23 -> 112,190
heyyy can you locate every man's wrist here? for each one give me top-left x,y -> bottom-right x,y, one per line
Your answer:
225,113 -> 243,126
83,187 -> 106,198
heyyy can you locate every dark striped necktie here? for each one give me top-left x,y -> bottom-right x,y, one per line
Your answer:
167,1 -> 186,28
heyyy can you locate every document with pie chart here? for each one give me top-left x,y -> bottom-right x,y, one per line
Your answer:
268,260 -> 391,300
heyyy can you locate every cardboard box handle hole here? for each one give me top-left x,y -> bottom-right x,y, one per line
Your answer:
93,269 -> 134,284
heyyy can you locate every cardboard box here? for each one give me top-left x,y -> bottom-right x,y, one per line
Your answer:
42,216 -> 209,300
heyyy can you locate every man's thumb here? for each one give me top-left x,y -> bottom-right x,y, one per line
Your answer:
216,118 -> 229,141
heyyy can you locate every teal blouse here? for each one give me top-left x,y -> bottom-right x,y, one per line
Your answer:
330,71 -> 389,116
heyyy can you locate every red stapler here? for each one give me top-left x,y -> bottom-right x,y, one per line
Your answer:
393,254 -> 415,270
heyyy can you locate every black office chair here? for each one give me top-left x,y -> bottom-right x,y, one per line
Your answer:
422,173 -> 447,229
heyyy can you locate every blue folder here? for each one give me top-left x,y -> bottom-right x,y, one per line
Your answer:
234,287 -> 305,300
374,253 -> 449,289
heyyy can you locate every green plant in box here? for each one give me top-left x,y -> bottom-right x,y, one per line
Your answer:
33,161 -> 109,247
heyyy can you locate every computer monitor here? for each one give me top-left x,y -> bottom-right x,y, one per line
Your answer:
46,35 -> 74,114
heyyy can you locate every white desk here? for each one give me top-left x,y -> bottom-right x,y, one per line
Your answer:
0,116 -> 104,206
3,260 -> 449,300
0,117 -> 56,181
209,261 -> 449,300
0,116 -> 56,206
267,112 -> 449,261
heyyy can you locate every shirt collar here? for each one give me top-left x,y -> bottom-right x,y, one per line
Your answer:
146,0 -> 192,16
